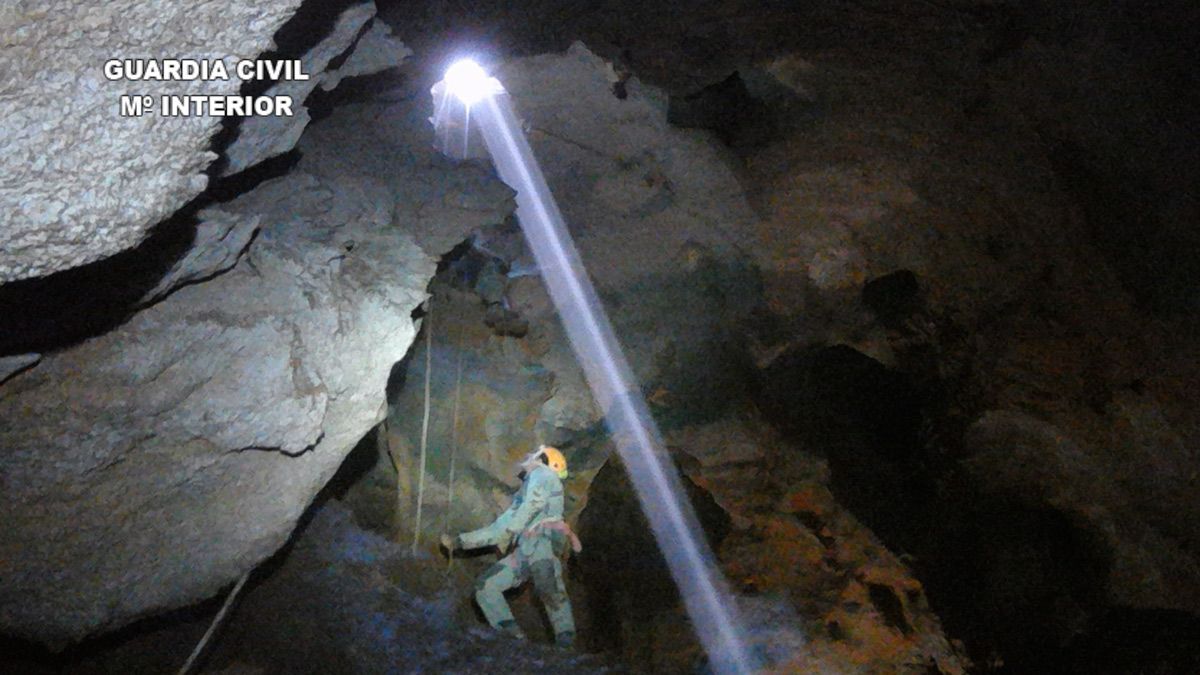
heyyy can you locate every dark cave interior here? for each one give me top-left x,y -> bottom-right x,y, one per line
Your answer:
1,1 -> 1198,674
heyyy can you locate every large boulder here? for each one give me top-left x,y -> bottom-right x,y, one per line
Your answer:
0,57 -> 512,643
0,0 -> 410,284
964,409 -> 1200,612
0,0 -> 302,282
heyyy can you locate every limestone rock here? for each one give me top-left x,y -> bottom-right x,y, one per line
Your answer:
0,0 -> 303,282
139,206 -> 260,304
0,88 -> 510,645
0,0 -> 411,283
320,19 -> 412,91
0,169 -> 425,645
221,4 -> 409,176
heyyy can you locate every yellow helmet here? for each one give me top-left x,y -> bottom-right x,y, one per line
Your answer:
539,445 -> 569,479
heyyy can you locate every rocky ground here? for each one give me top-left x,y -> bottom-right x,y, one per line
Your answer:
2,498 -> 620,675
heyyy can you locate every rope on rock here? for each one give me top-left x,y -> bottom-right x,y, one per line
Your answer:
177,570 -> 251,675
445,323 -> 465,574
381,409 -> 398,474
412,294 -> 433,555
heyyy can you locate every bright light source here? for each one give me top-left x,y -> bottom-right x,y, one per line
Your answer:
428,60 -> 768,674
443,59 -> 496,106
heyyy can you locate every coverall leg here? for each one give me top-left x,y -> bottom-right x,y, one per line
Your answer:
475,561 -> 525,637
530,556 -> 576,644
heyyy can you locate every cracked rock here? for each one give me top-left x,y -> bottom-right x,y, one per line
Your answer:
0,85 -> 510,644
0,0 -> 303,282
221,3 -> 410,176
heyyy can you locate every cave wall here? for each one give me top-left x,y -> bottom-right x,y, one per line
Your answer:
0,3 -> 514,645
2,0 -> 1196,669
0,0 -> 306,282
332,43 -> 968,672
453,2 -> 1200,667
350,41 -> 768,549
0,162 -> 450,646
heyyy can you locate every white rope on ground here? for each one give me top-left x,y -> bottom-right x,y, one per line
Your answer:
412,294 -> 434,555
177,571 -> 251,675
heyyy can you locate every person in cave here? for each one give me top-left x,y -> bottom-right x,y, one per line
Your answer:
441,445 -> 582,647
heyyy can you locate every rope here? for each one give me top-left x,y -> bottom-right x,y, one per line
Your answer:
445,326 -> 466,574
412,294 -> 433,555
177,571 -> 251,675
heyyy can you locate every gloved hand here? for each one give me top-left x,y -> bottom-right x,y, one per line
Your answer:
496,530 -> 514,553
440,533 -> 458,552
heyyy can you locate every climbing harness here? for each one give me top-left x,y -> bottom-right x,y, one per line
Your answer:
498,518 -> 582,571
525,518 -> 583,555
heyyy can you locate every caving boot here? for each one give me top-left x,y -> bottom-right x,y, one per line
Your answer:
498,619 -> 526,640
555,630 -> 576,649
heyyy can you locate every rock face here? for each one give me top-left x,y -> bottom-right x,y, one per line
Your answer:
0,354 -> 40,385
0,172 -> 423,645
347,27 -> 1197,669
0,0 -> 303,282
339,43 -> 966,672
0,502 -> 619,674
0,46 -> 512,643
0,0 -> 413,284
138,206 -> 261,305
220,6 -> 412,176
349,41 -> 767,544
963,407 -> 1200,613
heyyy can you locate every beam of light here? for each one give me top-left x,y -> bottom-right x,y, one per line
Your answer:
431,59 -> 762,675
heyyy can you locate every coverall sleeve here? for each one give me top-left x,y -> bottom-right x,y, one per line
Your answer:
504,467 -> 554,534
457,478 -> 530,549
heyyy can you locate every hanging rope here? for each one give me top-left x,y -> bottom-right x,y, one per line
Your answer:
445,325 -> 466,574
177,571 -> 251,675
412,294 -> 433,555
